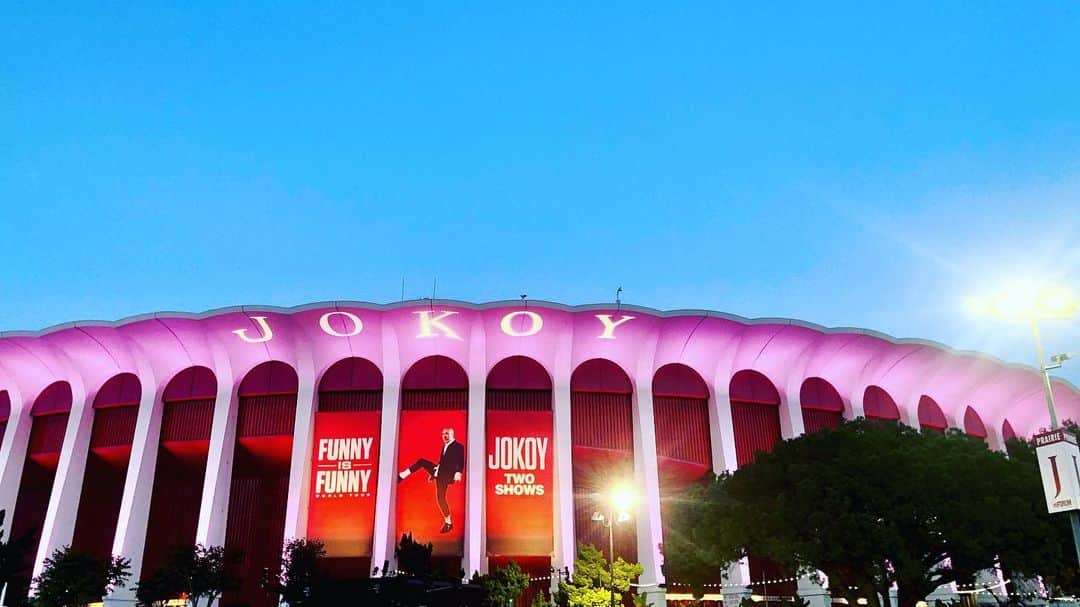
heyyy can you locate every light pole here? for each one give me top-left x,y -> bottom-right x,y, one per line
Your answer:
968,283 -> 1080,563
593,483 -> 637,607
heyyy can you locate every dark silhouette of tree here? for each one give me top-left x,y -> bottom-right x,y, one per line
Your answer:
260,538 -> 326,607
31,546 -> 130,607
664,419 -> 1070,607
137,544 -> 240,607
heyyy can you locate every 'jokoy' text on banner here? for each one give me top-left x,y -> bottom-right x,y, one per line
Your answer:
1035,428 -> 1080,514
307,411 -> 381,556
485,410 -> 554,556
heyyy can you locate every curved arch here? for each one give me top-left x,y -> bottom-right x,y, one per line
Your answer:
31,381 -> 72,416
318,357 -> 383,412
652,364 -> 711,477
486,356 -> 551,410
487,356 -> 552,391
484,356 -> 553,563
12,380 -> 73,577
800,377 -> 844,433
0,390 -> 9,450
963,406 -> 987,439
570,358 -> 636,563
163,366 -> 217,402
93,373 -> 141,408
142,366 -> 217,583
396,355 -> 469,564
571,358 -> 632,393
238,360 -> 299,396
73,372 -> 142,560
1002,419 -> 1017,443
730,369 -> 780,405
863,385 -> 900,421
729,370 -> 781,468
918,395 -> 948,433
227,361 -> 300,607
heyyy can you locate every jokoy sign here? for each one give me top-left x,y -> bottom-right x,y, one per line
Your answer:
1035,428 -> 1080,514
486,410 -> 553,556
308,411 -> 381,556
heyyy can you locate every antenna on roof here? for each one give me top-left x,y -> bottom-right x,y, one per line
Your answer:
400,276 -> 405,303
430,277 -> 437,310
520,294 -> 528,309
616,286 -> 623,312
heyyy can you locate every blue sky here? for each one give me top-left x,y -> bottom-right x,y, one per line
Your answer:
1,4 -> 1078,384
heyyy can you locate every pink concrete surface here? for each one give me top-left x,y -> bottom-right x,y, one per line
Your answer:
0,300 -> 1075,437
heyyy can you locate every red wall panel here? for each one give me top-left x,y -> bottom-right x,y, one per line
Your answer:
28,413 -> 68,456
141,448 -> 208,579
571,391 -> 636,564
486,389 -> 551,411
90,405 -> 139,448
731,401 -> 781,468
801,408 -> 842,434
317,390 -> 381,412
400,389 -> 469,411
161,398 -> 215,442
236,394 -> 297,438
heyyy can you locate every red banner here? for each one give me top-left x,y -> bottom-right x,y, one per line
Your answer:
307,411 -> 381,557
395,410 -> 468,555
485,410 -> 553,556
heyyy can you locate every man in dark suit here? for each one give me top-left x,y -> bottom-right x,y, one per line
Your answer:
398,427 -> 466,533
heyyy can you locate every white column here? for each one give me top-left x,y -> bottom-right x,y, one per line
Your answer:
631,380 -> 666,604
196,365 -> 238,547
370,325 -> 401,575
33,383 -> 92,578
551,336 -> 575,583
710,383 -> 749,594
779,387 -> 805,440
282,361 -> 316,541
464,319 -> 486,577
106,375 -> 163,607
0,390 -> 30,524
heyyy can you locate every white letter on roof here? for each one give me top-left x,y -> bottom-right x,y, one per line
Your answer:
415,310 -> 463,340
595,314 -> 634,339
500,311 -> 543,337
320,311 -> 363,337
233,316 -> 274,344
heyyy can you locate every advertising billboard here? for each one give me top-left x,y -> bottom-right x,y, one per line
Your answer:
485,410 -> 553,556
307,411 -> 381,557
1035,428 -> 1080,514
395,410 -> 468,555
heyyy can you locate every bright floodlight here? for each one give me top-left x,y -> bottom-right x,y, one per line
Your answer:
608,483 -> 637,515
966,283 -> 1077,321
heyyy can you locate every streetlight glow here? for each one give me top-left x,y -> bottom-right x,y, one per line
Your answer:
966,282 -> 1077,321
608,483 -> 637,516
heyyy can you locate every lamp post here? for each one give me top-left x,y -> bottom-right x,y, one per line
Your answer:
593,483 -> 637,607
967,283 -> 1080,564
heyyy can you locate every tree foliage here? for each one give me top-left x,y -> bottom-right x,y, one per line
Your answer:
31,546 -> 130,607
663,419 -> 1071,607
136,544 -> 240,607
476,561 -> 529,607
554,543 -> 643,607
261,538 -> 326,607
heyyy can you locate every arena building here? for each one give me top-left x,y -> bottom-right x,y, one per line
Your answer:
0,301 -> 1077,607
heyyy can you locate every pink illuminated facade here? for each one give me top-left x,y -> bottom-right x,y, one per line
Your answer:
0,300 -> 1077,606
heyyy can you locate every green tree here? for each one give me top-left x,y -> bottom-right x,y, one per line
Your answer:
663,419 -> 1066,607
260,538 -> 326,607
477,561 -> 529,607
157,544 -> 240,607
554,543 -> 643,607
31,546 -> 130,607
531,591 -> 553,607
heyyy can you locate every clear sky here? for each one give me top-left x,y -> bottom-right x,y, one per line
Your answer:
2,4 -> 1078,385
